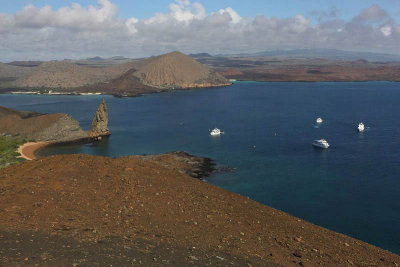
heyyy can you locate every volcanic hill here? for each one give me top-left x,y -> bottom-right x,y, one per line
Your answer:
133,51 -> 230,89
0,154 -> 399,266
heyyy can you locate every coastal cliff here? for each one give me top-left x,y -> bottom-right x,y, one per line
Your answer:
0,101 -> 109,143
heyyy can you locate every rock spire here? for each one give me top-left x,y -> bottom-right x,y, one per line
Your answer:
89,100 -> 110,138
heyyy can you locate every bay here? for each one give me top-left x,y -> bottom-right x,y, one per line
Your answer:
1,81 -> 399,254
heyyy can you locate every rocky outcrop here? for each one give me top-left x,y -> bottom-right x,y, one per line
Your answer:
0,100 -> 110,143
31,114 -> 88,142
141,151 -> 215,179
0,107 -> 87,142
88,100 -> 110,139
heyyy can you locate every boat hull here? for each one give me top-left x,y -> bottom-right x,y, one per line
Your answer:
312,143 -> 330,149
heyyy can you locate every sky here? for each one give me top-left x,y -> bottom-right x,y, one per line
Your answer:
0,0 -> 399,61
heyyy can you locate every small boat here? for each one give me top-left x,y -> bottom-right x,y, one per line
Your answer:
210,128 -> 222,136
357,122 -> 365,132
316,117 -> 323,124
312,139 -> 330,149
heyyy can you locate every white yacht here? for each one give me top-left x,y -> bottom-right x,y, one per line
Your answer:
312,139 -> 330,149
357,122 -> 365,132
210,128 -> 222,136
316,117 -> 323,124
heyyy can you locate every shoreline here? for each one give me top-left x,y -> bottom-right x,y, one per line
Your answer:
228,79 -> 400,83
1,83 -> 233,98
17,141 -> 51,160
2,80 -> 399,98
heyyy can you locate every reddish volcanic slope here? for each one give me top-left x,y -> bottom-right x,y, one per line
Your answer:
0,154 -> 398,266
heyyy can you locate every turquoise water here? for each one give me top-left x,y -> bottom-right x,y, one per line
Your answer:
1,81 -> 400,254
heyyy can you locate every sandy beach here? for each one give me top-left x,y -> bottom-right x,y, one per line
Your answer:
17,142 -> 50,160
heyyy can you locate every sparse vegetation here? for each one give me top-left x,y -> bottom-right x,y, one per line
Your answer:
14,61 -> 136,89
0,134 -> 26,169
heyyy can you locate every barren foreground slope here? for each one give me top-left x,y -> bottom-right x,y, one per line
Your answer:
0,154 -> 398,266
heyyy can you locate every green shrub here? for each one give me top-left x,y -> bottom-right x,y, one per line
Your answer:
0,136 -> 26,169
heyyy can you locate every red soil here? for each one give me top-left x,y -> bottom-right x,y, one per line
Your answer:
0,154 -> 398,266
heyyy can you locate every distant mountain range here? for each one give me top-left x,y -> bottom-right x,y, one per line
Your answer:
2,49 -> 400,94
72,49 -> 400,63
189,53 -> 213,58
85,56 -> 131,61
215,49 -> 400,62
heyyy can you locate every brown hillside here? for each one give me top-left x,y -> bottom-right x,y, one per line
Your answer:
14,61 -> 137,89
0,106 -> 41,119
0,154 -> 398,266
218,68 -> 244,77
7,52 -> 231,92
0,106 -> 87,142
0,62 -> 33,80
76,68 -> 159,96
134,51 -> 230,88
7,61 -> 43,67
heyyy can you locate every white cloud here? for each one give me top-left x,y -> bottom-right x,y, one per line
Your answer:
218,7 -> 242,24
13,0 -> 121,31
380,25 -> 392,36
0,1 -> 399,61
292,15 -> 310,33
0,13 -> 13,34
166,0 -> 206,23
126,17 -> 139,34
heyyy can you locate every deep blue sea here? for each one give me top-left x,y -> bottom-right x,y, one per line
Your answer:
1,81 -> 399,254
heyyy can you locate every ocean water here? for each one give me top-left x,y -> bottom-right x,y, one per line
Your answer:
1,81 -> 399,254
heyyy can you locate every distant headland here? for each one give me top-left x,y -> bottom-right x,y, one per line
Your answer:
1,50 -> 400,99
0,51 -> 231,97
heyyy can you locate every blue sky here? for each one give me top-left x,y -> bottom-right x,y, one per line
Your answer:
1,0 -> 399,61
3,0 -> 400,22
